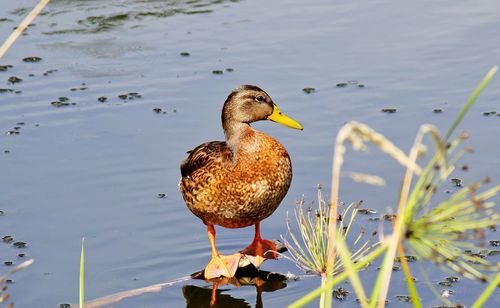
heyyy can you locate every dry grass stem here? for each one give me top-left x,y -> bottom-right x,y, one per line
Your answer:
0,0 -> 51,59
349,172 -> 386,186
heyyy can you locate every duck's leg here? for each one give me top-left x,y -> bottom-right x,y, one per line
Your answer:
204,224 -> 241,280
240,222 -> 278,268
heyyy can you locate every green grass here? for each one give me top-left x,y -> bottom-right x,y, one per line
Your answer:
287,66 -> 499,308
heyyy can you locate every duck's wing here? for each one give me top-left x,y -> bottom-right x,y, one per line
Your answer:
180,141 -> 232,178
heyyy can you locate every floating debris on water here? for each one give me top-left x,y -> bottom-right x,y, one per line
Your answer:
381,108 -> 397,113
13,241 -> 27,248
4,261 -> 13,266
153,107 -> 164,114
2,235 -> 13,243
482,111 -> 496,116
43,69 -> 57,76
0,88 -> 15,93
437,277 -> 460,287
212,70 -> 223,75
8,76 -> 22,84
394,256 -> 418,262
180,51 -> 190,56
225,68 -> 234,72
440,289 -> 454,298
22,56 -> 43,62
433,109 -> 443,113
302,87 -> 316,94
332,287 -> 349,301
358,208 -> 377,215
395,295 -> 412,302
18,253 -> 25,258
487,250 -> 500,256
59,304 -> 71,308
158,193 -> 167,198
51,100 -> 75,107
6,130 -> 20,135
450,178 -> 462,187
98,96 -> 108,102
118,92 -> 142,100
335,80 -> 366,88
383,214 -> 397,221
0,65 -> 13,71
4,150 -> 10,154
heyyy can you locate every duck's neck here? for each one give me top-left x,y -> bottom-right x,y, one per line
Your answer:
223,119 -> 254,153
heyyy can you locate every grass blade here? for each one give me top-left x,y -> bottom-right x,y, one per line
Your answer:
397,244 -> 422,307
444,66 -> 498,141
472,273 -> 500,308
288,244 -> 388,308
80,238 -> 85,308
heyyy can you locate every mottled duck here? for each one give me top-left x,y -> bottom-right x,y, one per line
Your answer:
180,85 -> 303,279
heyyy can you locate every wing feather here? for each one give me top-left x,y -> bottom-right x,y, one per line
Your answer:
180,141 -> 232,178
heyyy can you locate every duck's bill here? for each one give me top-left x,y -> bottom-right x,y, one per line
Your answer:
267,104 -> 304,130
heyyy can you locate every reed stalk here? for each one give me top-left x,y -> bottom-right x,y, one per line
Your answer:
0,0 -> 51,59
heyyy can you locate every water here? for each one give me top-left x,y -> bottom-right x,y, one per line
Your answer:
1,0 -> 499,307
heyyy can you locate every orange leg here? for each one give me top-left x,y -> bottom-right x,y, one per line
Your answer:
240,223 -> 278,268
210,280 -> 219,307
204,224 -> 241,280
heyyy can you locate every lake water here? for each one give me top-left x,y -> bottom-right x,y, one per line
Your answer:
1,0 -> 499,307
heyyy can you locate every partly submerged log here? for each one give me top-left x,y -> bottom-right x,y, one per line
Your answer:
81,241 -> 288,307
185,266 -> 288,308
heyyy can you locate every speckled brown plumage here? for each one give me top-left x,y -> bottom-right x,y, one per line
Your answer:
180,85 -> 293,229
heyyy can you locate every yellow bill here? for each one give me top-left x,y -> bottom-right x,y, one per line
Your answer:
267,104 -> 304,130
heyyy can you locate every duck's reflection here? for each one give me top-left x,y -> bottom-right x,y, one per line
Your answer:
183,266 -> 287,308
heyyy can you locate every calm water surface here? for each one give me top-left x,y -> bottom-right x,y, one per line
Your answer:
1,0 -> 499,307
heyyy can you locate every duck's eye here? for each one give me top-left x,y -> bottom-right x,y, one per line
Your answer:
256,95 -> 265,102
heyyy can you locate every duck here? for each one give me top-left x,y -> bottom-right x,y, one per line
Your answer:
180,85 -> 303,279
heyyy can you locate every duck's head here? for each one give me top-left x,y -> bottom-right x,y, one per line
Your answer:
222,85 -> 303,131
